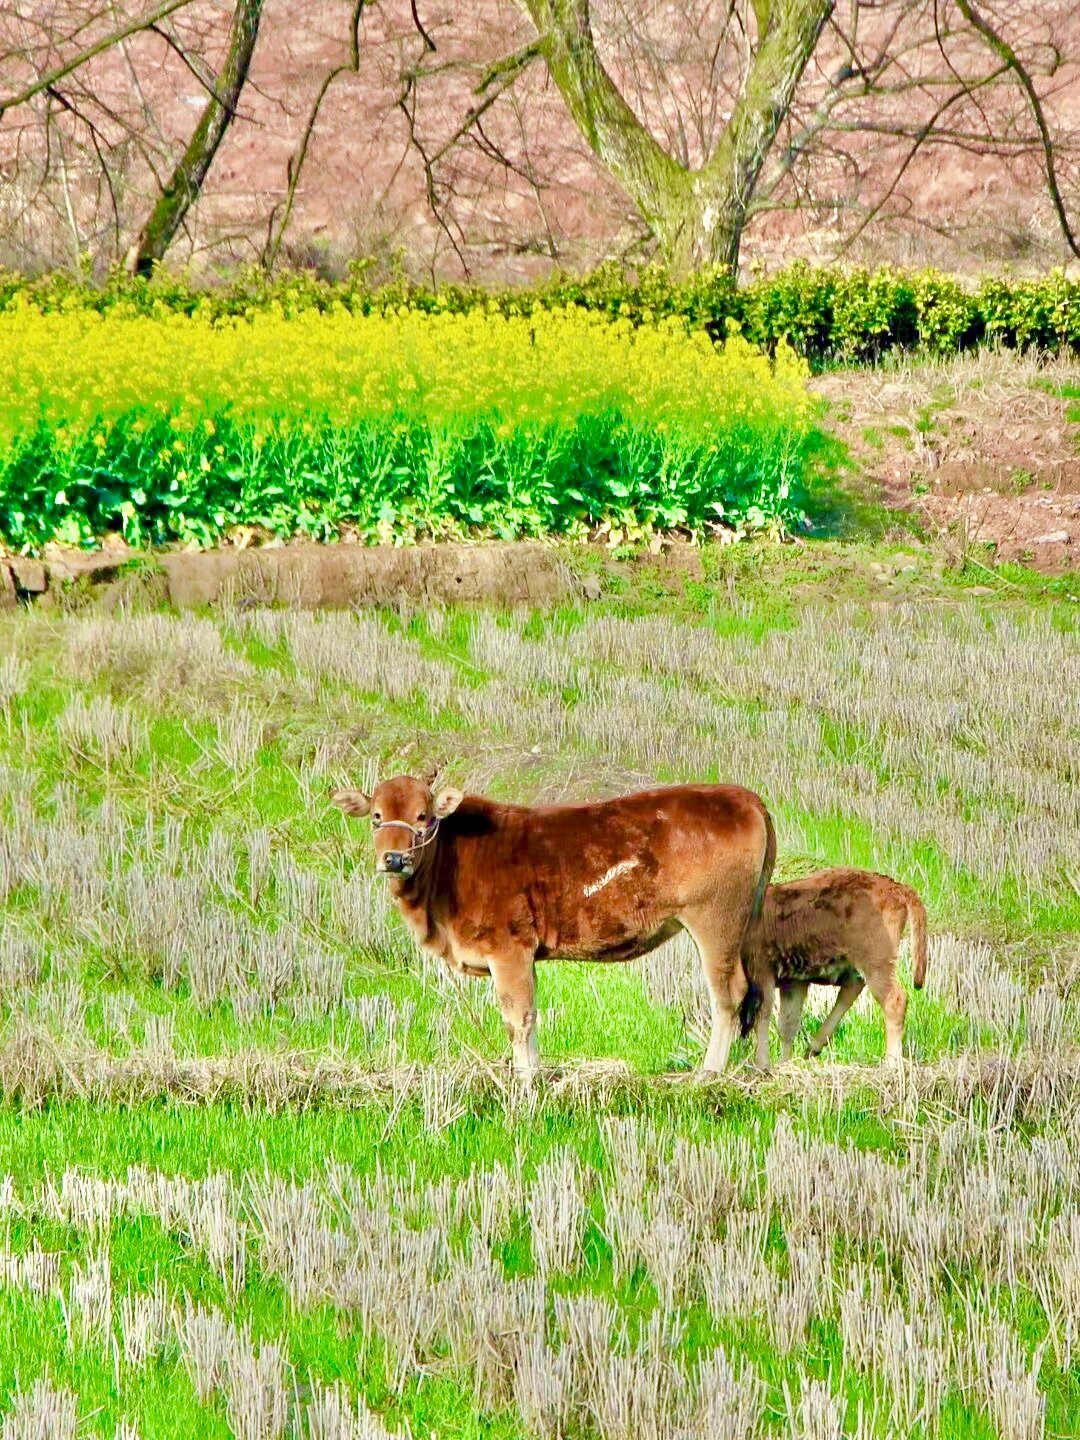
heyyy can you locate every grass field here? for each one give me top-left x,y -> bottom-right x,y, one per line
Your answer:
0,543 -> 1075,1439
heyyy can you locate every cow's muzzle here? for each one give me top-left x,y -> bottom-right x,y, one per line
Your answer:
373,817 -> 439,877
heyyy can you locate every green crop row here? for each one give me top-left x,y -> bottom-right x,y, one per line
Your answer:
0,306 -> 813,552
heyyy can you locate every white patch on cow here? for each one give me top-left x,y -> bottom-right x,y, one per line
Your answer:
584,858 -> 639,898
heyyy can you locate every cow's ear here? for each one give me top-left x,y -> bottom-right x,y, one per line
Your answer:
332,789 -> 371,818
433,786 -> 463,818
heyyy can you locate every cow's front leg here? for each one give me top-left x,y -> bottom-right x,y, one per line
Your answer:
489,952 -> 538,1079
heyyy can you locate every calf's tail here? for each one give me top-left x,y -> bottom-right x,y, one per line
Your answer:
738,803 -> 777,1039
906,887 -> 929,989
738,980 -> 764,1039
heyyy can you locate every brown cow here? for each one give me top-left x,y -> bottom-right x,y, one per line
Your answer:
739,867 -> 929,1067
332,775 -> 776,1077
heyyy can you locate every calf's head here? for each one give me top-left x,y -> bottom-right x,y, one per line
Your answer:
332,774 -> 463,878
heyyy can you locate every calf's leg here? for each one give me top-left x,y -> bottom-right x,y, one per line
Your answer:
489,952 -> 539,1078
808,977 -> 864,1057
753,971 -> 775,1071
864,965 -> 907,1065
777,981 -> 808,1061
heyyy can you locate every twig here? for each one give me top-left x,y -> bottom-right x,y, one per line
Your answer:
262,0 -> 367,269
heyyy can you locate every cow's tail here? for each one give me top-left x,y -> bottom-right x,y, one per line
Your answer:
738,803 -> 777,1039
904,886 -> 929,989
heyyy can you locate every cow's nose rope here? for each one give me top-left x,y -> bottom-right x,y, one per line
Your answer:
373,817 -> 440,855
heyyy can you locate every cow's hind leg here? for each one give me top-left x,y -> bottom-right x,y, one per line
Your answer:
807,977 -> 864,1057
488,952 -> 539,1079
777,981 -> 808,1062
683,911 -> 749,1074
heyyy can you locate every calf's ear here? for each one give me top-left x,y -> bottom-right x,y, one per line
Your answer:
433,786 -> 463,818
332,789 -> 371,818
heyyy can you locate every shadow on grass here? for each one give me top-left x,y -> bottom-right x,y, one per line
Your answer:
797,418 -> 920,542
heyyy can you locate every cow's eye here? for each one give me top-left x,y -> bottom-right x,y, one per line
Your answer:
417,811 -> 427,823
373,812 -> 381,823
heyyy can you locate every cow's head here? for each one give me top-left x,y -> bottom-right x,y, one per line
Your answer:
332,773 -> 463,878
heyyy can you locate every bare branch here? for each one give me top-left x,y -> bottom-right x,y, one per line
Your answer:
262,0 -> 367,269
476,40 -> 543,95
428,43 -> 541,167
0,0 -> 194,117
836,63 -> 1009,253
410,0 -> 437,54
147,22 -> 231,109
953,0 -> 1080,258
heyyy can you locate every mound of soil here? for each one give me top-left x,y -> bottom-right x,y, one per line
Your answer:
0,540 -> 573,610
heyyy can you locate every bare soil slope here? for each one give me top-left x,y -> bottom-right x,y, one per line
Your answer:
813,355 -> 1080,568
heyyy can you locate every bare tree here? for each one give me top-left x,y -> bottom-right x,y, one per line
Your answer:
1,1 -> 1077,278
0,0 -> 267,271
517,0 -> 834,272
126,0 -> 264,274
497,0 -> 1079,273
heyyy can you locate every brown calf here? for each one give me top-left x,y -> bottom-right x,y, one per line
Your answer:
740,867 -> 928,1067
332,775 -> 776,1077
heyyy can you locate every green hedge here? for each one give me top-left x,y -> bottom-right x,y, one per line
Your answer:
2,260 -> 1078,363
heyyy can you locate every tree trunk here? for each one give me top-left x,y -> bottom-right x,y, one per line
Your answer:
651,179 -> 745,273
126,0 -> 263,276
524,0 -> 687,242
521,0 -> 834,274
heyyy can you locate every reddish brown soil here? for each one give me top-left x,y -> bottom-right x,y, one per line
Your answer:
812,359 -> 1080,569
